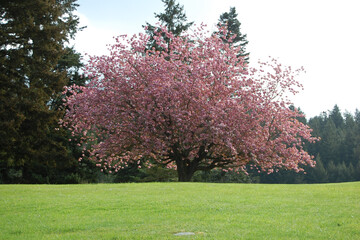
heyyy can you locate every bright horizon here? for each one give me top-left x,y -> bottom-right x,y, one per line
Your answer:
71,0 -> 360,118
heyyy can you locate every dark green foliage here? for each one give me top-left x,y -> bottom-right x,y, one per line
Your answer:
255,169 -> 306,184
193,169 -> 253,183
112,162 -> 146,183
216,7 -> 249,63
356,162 -> 360,181
139,166 -> 178,182
306,105 -> 360,183
0,0 -> 98,183
305,155 -> 328,183
329,105 -> 344,128
144,0 -> 193,52
289,105 -> 307,124
112,160 -> 177,183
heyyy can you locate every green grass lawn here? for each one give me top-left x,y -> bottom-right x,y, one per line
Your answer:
0,182 -> 359,239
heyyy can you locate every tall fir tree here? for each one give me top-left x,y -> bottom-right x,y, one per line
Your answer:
0,0 -> 83,183
144,0 -> 193,52
216,7 -> 249,63
305,154 -> 328,183
354,110 -> 360,169
343,112 -> 357,165
329,105 -> 344,129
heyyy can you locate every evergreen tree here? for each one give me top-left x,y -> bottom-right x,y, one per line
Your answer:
45,46 -> 100,184
353,110 -> 360,168
0,0 -> 81,183
313,155 -> 329,183
355,162 -> 360,181
216,7 -> 249,63
306,115 -> 323,157
329,105 -> 344,128
343,112 -> 357,165
336,161 -> 351,182
320,119 -> 339,164
348,162 -> 356,182
327,161 -> 338,182
304,154 -> 328,183
144,0 -> 193,52
354,109 -> 360,124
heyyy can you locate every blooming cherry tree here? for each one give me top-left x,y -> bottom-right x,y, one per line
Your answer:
61,25 -> 318,181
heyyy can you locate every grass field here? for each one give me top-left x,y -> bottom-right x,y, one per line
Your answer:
0,182 -> 359,239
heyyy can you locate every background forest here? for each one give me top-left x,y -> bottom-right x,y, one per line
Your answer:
1,0 -> 359,184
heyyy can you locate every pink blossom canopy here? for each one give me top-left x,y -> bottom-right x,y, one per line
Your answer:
61,25 -> 318,180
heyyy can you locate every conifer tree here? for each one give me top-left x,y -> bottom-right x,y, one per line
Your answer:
343,112 -> 357,165
144,0 -> 193,52
307,155 -> 328,183
216,7 -> 249,63
329,105 -> 344,128
0,0 -> 81,182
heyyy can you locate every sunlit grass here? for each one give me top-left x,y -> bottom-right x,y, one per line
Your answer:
1,182 -> 359,239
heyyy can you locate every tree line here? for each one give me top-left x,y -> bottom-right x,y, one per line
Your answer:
1,0 -> 358,183
305,105 -> 360,183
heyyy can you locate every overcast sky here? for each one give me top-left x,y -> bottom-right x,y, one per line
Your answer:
72,0 -> 360,118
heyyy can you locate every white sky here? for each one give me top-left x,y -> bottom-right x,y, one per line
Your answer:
72,0 -> 360,118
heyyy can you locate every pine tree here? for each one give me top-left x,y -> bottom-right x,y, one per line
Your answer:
0,0 -> 81,183
329,105 -> 344,128
320,119 -> 339,164
348,162 -> 356,181
353,110 -> 360,169
144,0 -> 193,52
327,161 -> 338,182
313,155 -> 328,183
343,112 -> 357,165
216,7 -> 249,63
355,162 -> 360,181
304,154 -> 328,183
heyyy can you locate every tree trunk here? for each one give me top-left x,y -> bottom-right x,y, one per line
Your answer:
175,154 -> 197,182
177,167 -> 195,182
172,145 -> 207,182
